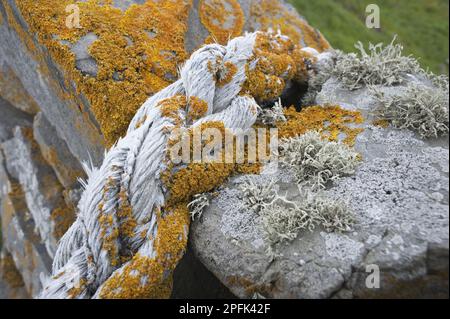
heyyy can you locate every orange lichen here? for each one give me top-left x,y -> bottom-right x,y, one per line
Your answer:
0,65 -> 40,115
199,0 -> 244,44
187,96 -> 209,121
241,32 -> 315,102
218,62 -> 238,87
157,95 -> 187,123
40,147 -> 85,188
0,253 -> 26,289
12,0 -> 192,145
67,279 -> 87,299
98,177 -> 120,267
277,105 -> 365,146
117,190 -> 137,262
97,203 -> 189,299
250,0 -> 330,52
163,119 -> 267,206
227,275 -> 275,297
51,206 -> 76,240
372,119 -> 390,128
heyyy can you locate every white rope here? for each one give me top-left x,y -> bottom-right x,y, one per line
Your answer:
39,31 -> 324,299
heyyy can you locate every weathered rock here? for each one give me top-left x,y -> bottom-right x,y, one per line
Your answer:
0,62 -> 39,115
0,250 -> 30,299
0,0 -> 328,159
0,0 -> 330,298
190,78 -> 449,299
0,152 -> 51,297
1,127 -> 75,258
0,96 -> 32,142
33,112 -> 85,190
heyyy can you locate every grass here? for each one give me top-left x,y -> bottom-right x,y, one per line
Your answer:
290,0 -> 449,74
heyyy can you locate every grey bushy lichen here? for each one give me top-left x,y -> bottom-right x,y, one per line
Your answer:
237,178 -> 355,255
279,131 -> 360,190
303,51 -> 337,105
257,99 -> 287,126
334,36 -> 423,90
371,80 -> 449,138
188,193 -> 211,220
260,192 -> 354,247
238,178 -> 277,214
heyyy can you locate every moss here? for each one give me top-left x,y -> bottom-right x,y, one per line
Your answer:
277,105 -> 364,146
199,0 -> 244,44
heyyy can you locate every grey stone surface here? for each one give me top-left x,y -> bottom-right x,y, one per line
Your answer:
33,112 -> 86,190
0,250 -> 30,299
0,62 -> 39,115
190,78 -> 449,299
2,127 -> 73,258
0,0 -> 105,167
0,96 -> 32,143
0,153 -> 51,297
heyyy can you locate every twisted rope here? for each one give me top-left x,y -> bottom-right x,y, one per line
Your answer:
39,31 -> 327,299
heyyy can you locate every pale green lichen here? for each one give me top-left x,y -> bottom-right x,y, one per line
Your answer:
260,191 -> 354,250
279,131 -> 360,190
187,193 -> 211,221
257,98 -> 287,126
333,36 -> 424,90
371,80 -> 449,138
238,178 -> 277,214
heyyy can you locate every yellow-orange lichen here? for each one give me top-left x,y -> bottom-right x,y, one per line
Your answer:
51,206 -> 76,240
187,96 -> 209,121
117,190 -> 137,262
277,105 -> 365,146
11,0 -> 191,146
199,0 -> 245,44
218,62 -> 238,87
67,278 -> 87,299
0,66 -> 40,115
372,119 -> 390,128
250,0 -> 331,52
0,253 -> 26,289
97,203 -> 189,299
240,32 -> 315,102
98,177 -> 120,267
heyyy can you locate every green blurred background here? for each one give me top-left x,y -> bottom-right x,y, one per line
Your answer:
289,0 -> 449,74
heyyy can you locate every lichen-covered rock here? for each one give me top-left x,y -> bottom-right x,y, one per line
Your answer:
0,63 -> 39,115
0,251 -> 30,299
33,112 -> 85,190
0,0 -> 329,157
1,127 -> 75,257
0,153 -> 51,297
0,0 -> 330,298
190,77 -> 449,299
0,97 -> 32,143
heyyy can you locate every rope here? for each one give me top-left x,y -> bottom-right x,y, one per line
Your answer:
38,30 -> 326,299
